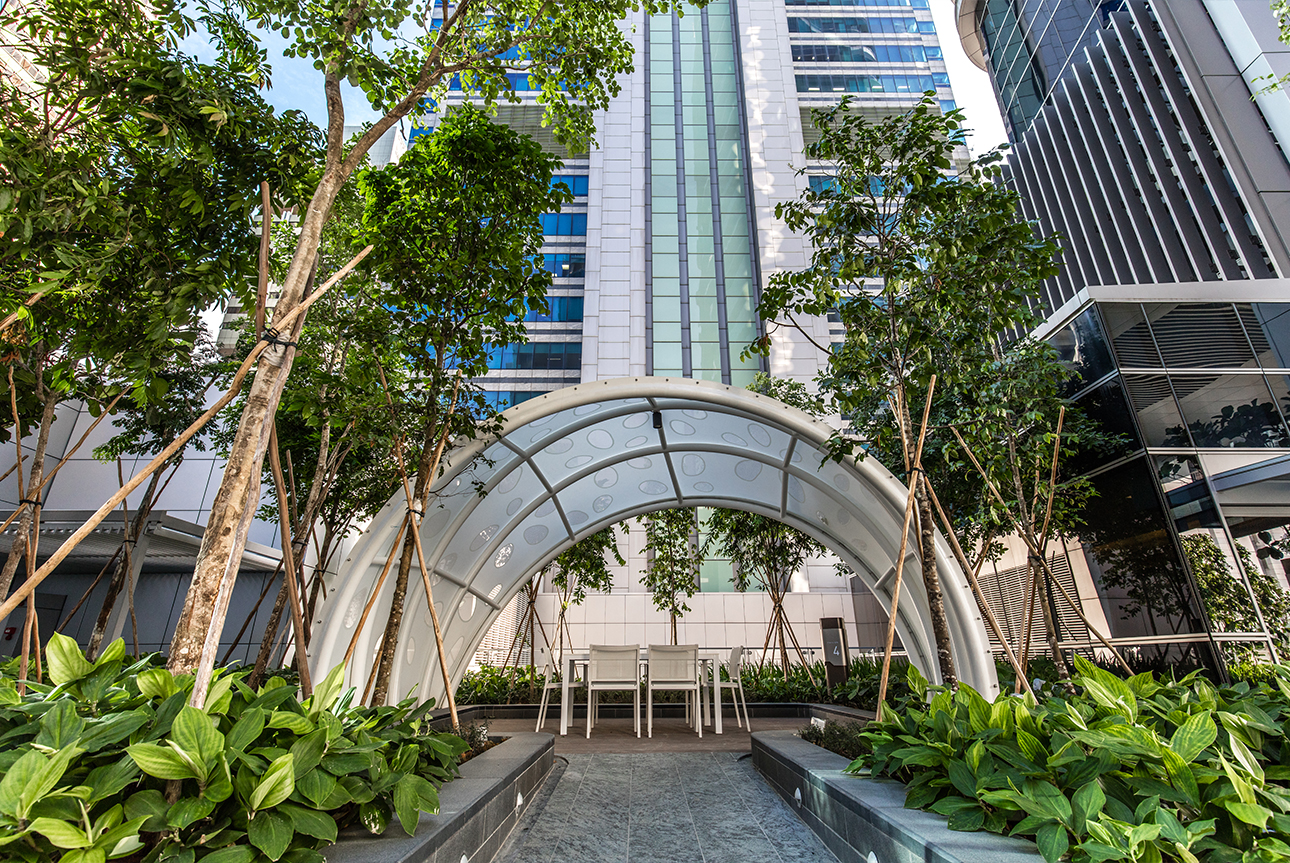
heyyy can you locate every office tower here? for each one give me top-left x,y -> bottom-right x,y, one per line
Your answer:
958,0 -> 1290,669
419,0 -> 962,660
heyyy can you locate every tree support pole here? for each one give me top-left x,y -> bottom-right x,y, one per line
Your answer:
269,423 -> 313,697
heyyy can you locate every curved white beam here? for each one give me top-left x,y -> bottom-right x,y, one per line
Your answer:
310,377 -> 998,706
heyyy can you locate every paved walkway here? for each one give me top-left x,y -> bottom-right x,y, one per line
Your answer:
494,752 -> 839,863
488,716 -> 808,754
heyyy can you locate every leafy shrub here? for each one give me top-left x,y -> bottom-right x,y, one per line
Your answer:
0,633 -> 468,862
799,720 -> 870,760
845,657 -> 1290,863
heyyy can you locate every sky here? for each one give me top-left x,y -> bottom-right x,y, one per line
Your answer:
227,0 -> 1009,157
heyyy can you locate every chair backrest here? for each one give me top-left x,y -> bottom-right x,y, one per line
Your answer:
649,644 -> 698,685
728,645 -> 744,678
588,644 -> 640,683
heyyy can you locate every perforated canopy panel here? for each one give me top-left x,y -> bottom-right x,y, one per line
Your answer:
309,378 -> 998,704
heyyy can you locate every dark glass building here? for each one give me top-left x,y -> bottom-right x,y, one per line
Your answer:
957,0 -> 1290,671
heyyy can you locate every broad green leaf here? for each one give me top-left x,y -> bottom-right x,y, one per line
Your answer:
95,639 -> 126,667
280,802 -> 338,843
297,768 -> 338,808
360,799 -> 390,835
289,729 -> 328,778
79,711 -> 150,753
17,746 -> 82,821
247,808 -> 293,861
171,706 -> 225,772
204,672 -> 237,715
267,712 -> 315,735
1170,713 -> 1216,764
86,756 -> 140,804
250,753 -> 295,811
947,806 -> 986,832
124,790 -> 168,833
1071,782 -> 1105,833
166,796 -> 215,829
136,668 -> 177,701
228,708 -> 266,753
29,816 -> 89,849
200,847 -> 257,863
1036,823 -> 1069,863
47,632 -> 94,685
394,775 -> 422,836
1219,754 -> 1256,805
36,699 -> 86,749
1223,799 -> 1271,829
1227,733 -> 1264,784
305,663 -> 347,720
1015,729 -> 1048,766
1160,748 -> 1198,804
126,743 -> 198,781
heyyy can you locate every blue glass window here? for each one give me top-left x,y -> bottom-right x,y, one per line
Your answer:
522,297 -> 585,322
795,74 -> 939,93
791,44 -> 930,63
541,253 -> 586,278
552,175 -> 589,196
785,0 -> 928,6
480,390 -> 550,410
787,16 -> 921,33
448,72 -> 531,91
939,99 -> 957,113
487,342 -> 583,370
540,213 -> 589,235
925,46 -> 943,60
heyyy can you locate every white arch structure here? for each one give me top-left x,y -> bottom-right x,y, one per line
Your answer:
310,377 -> 998,705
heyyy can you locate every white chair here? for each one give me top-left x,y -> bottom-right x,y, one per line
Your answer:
647,644 -> 702,739
720,646 -> 752,730
535,654 -> 584,732
585,644 -> 641,738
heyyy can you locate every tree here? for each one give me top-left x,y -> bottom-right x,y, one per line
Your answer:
639,508 -> 701,644
357,107 -> 570,705
544,526 -> 625,664
702,375 -> 827,676
754,95 -> 1060,689
172,0 -> 697,703
0,0 -> 319,640
87,337 -> 231,659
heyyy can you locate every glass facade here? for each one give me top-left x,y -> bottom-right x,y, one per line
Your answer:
1051,300 -> 1290,666
646,0 -> 763,386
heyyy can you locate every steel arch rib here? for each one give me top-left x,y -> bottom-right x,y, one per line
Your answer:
309,377 -> 999,707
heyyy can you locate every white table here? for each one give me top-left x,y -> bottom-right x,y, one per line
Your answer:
558,649 -> 724,736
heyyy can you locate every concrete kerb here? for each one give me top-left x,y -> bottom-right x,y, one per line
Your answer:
322,732 -> 554,863
752,730 -> 1045,863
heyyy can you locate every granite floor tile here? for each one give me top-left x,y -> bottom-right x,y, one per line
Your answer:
494,751 -> 839,863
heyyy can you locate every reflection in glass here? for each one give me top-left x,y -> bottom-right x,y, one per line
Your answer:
1248,303 -> 1290,369
1123,374 -> 1189,447
1100,303 -> 1161,368
1168,374 -> 1288,448
1078,457 -> 1208,653
1144,303 -> 1256,369
1068,377 -> 1139,475
1051,307 -> 1114,390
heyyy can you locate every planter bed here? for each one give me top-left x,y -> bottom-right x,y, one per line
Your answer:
752,730 -> 1043,863
323,732 -> 553,863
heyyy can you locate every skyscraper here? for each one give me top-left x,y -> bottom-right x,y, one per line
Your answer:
419,0 -> 963,659
958,0 -> 1290,670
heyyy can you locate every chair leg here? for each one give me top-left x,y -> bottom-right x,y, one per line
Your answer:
537,687 -> 548,733
586,690 -> 592,739
634,687 -> 640,738
647,687 -> 653,738
695,685 -> 702,738
740,682 -> 751,731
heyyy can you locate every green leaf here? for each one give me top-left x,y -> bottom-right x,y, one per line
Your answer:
46,632 -> 94,685
1223,800 -> 1271,829
79,711 -> 150,753
29,816 -> 90,849
171,706 -> 225,773
36,699 -> 86,749
1227,733 -> 1264,784
394,775 -> 422,836
136,668 -> 178,701
227,708 -> 266,753
296,768 -> 338,808
1170,713 -> 1216,763
1036,823 -> 1070,863
280,803 -> 337,843
289,729 -> 328,778
1071,782 -> 1105,833
1160,748 -> 1198,804
247,809 -> 294,861
127,743 -> 198,781
305,663 -> 347,720
95,639 -> 126,667
15,745 -> 81,821
124,790 -> 168,833
250,753 -> 295,811
360,799 -> 390,835
267,712 -> 315,735
86,756 -> 140,804
199,847 -> 257,863
166,796 -> 215,829
947,806 -> 986,832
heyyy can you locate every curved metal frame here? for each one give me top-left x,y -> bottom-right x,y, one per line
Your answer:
309,377 -> 998,705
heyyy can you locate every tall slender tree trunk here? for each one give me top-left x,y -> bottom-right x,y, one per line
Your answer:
169,166 -> 342,703
250,581 -> 290,688
914,478 -> 956,689
0,390 -> 57,624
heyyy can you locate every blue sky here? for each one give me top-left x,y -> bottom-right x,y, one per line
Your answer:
191,0 -> 1007,157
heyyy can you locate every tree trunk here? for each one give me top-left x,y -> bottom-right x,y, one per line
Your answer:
0,391 -> 57,625
371,528 -> 417,705
249,581 -> 290,688
168,167 -> 343,702
1036,558 -> 1071,682
914,476 -> 957,689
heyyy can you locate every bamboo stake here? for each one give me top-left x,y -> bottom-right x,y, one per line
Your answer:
1018,407 -> 1066,684
0,245 -> 373,625
342,515 -> 410,672
268,423 -> 313,697
0,292 -> 45,336
56,546 -> 122,633
949,426 -> 1134,675
876,375 -> 936,717
924,481 -> 1032,696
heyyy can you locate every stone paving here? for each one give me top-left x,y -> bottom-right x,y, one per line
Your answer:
494,751 -> 840,863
